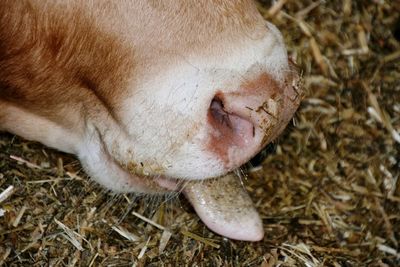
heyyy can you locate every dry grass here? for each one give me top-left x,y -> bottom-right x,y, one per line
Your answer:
1,0 -> 400,266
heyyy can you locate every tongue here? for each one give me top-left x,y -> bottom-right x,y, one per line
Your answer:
183,173 -> 264,241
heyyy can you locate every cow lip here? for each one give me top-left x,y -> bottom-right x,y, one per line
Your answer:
106,145 -> 264,241
124,165 -> 265,241
153,175 -> 180,191
126,171 -> 180,193
102,147 -> 180,193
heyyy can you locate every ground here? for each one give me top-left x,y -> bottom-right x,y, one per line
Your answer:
1,0 -> 400,266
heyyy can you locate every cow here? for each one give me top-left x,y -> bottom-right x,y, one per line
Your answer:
0,0 -> 302,241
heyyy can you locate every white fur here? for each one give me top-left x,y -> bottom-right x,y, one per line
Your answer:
78,26 -> 290,190
1,2 -> 294,193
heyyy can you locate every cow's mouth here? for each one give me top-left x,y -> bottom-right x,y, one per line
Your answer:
110,162 -> 263,241
143,172 -> 264,241
101,65 -> 302,242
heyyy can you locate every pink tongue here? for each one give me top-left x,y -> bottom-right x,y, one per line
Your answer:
183,173 -> 264,241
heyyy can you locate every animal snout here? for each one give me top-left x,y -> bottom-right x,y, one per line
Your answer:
206,69 -> 302,169
208,96 -> 256,147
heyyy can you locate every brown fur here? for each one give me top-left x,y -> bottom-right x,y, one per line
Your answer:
0,1 -> 135,129
0,0 -> 301,194
0,0 -> 264,130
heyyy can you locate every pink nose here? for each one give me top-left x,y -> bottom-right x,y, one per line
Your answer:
207,69 -> 302,169
208,97 -> 255,148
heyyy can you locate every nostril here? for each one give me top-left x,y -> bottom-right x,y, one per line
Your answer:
208,95 -> 256,146
207,94 -> 264,169
209,97 -> 232,129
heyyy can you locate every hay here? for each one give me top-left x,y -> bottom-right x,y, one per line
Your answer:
1,1 -> 399,265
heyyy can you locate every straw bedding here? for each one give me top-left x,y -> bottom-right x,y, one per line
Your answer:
1,0 -> 399,266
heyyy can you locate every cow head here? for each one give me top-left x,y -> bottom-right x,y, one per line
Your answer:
0,0 -> 302,194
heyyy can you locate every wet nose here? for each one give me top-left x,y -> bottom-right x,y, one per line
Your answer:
208,95 -> 255,147
206,67 -> 302,168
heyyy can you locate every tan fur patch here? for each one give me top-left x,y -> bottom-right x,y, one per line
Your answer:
0,0 -> 136,127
